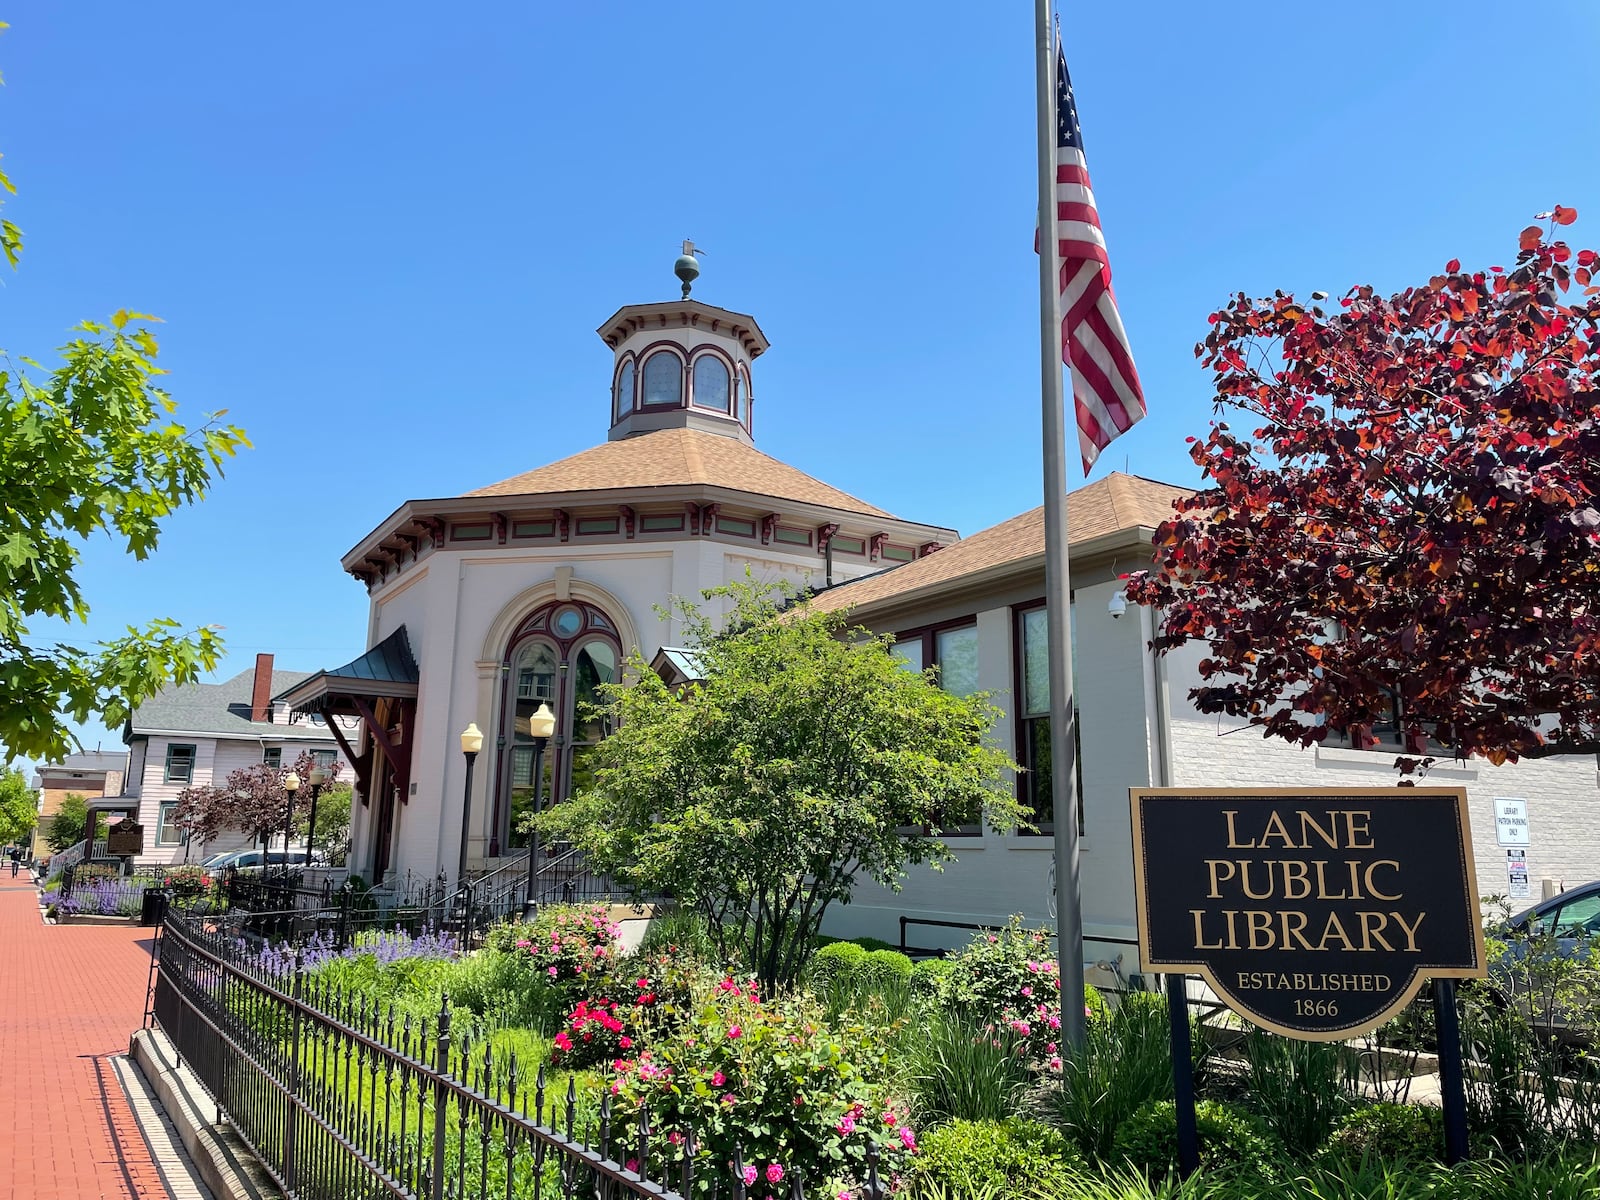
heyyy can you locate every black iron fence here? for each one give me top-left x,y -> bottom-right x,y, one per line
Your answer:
151,910 -> 885,1200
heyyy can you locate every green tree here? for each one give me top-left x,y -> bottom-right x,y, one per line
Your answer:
0,766 -> 36,845
0,102 -> 249,764
535,579 -> 1023,987
45,791 -> 90,852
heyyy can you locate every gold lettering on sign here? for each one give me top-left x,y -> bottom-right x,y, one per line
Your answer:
1188,805 -> 1430,961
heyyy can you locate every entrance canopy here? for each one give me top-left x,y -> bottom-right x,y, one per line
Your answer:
274,627 -> 420,806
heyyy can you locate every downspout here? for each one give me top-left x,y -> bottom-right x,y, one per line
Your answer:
1138,602 -> 1174,790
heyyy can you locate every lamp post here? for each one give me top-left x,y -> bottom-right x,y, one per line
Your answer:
456,723 -> 484,893
305,766 -> 328,864
282,772 -> 300,874
520,702 -> 557,920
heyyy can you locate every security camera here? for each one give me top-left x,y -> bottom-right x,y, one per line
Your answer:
1108,590 -> 1128,619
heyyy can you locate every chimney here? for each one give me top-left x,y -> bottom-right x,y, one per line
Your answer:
251,653 -> 275,723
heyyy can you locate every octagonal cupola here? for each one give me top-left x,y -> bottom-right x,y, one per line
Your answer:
598,243 -> 769,445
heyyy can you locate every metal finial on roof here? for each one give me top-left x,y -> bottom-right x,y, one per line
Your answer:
674,239 -> 702,299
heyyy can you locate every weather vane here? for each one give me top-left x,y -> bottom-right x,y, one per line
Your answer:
675,240 -> 702,299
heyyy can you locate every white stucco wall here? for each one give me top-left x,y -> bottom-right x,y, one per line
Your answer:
362,536 -> 862,887
822,575 -> 1152,965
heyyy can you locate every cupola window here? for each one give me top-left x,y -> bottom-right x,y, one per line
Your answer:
642,351 -> 683,408
692,355 -> 731,414
734,368 -> 748,424
615,359 -> 635,418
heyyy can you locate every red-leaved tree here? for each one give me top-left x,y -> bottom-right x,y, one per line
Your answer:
1126,208 -> 1600,768
174,750 -> 343,847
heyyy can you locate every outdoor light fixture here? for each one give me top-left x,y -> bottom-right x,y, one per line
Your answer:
522,701 -> 557,919
305,766 -> 329,867
282,772 -> 300,872
455,722 -> 485,893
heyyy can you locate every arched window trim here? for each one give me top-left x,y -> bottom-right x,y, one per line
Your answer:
735,365 -> 751,429
688,348 -> 735,415
490,600 -> 625,855
639,346 -> 687,410
613,354 -> 637,422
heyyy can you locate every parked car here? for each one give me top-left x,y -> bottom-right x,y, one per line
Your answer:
1489,880 -> 1600,1044
199,849 -> 320,872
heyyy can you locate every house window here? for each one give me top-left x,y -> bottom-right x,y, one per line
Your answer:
734,368 -> 748,424
312,749 -> 336,771
1016,603 -> 1083,836
692,355 -> 731,413
450,522 -> 493,542
641,351 -> 683,408
262,747 -> 282,768
156,801 -> 185,846
164,744 -> 197,785
497,602 -> 623,851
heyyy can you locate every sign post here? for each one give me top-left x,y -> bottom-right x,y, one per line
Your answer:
1130,788 -> 1487,1166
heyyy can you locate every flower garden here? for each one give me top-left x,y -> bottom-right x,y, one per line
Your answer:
257,904 -> 1600,1200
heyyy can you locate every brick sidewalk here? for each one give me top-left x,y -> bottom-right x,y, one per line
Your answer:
0,881 -> 182,1199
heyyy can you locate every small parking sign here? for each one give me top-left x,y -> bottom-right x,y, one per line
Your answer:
1493,798 -> 1529,848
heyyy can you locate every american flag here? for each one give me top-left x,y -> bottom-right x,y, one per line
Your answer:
1046,42 -> 1146,471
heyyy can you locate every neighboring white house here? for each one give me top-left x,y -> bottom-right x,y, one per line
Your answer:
808,478 -> 1600,962
121,654 -> 358,866
279,280 -> 957,887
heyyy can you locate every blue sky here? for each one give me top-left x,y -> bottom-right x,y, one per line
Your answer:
5,2 -> 1597,763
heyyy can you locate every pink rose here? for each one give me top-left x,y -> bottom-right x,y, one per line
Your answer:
837,1115 -> 857,1135
626,1159 -> 639,1173
766,1164 -> 784,1184
742,1166 -> 759,1187
619,1036 -> 633,1049
548,966 -> 558,977
728,1025 -> 742,1039
900,1127 -> 917,1151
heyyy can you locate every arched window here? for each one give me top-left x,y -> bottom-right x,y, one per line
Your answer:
734,368 -> 749,425
641,351 -> 683,408
495,601 -> 624,850
615,358 -> 635,419
692,355 -> 731,414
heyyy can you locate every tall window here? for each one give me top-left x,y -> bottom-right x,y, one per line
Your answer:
734,368 -> 749,425
641,351 -> 683,408
891,620 -> 980,834
164,744 -> 197,785
615,358 -> 635,419
497,602 -> 623,850
1017,602 -> 1082,835
692,356 -> 731,413
262,747 -> 282,768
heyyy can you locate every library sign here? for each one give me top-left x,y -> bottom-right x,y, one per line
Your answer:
1130,788 -> 1487,1040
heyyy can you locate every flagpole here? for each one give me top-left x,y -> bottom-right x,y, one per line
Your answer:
1034,0 -> 1087,1052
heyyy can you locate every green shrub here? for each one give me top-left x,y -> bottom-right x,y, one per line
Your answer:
910,957 -> 955,1002
908,1014 -> 1029,1124
913,1118 -> 1076,1199
1113,1099 -> 1278,1182
1243,1027 -> 1355,1156
1085,983 -> 1109,1025
851,936 -> 899,953
448,947 -> 557,1029
1322,1102 -> 1442,1164
939,917 -> 1064,1067
612,975 -> 916,1199
808,940 -> 868,987
1050,990 -> 1177,1160
858,948 -> 914,990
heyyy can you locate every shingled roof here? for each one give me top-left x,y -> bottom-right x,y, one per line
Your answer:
129,668 -> 339,740
466,428 -> 893,519
809,473 -> 1191,615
